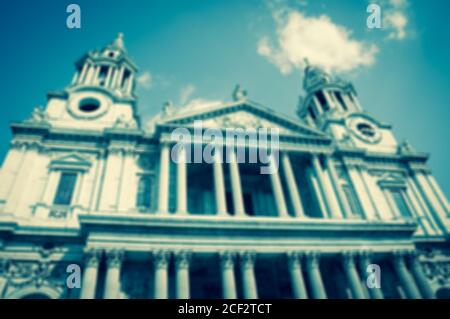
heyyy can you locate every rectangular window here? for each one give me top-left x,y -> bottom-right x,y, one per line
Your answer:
136,175 -> 152,209
53,172 -> 77,206
391,190 -> 411,218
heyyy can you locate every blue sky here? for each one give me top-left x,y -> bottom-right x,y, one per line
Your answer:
0,0 -> 449,197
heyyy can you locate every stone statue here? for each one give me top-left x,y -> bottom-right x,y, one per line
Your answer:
113,114 -> 136,129
28,106 -> 48,123
398,139 -> 414,153
161,101 -> 174,118
232,84 -> 247,101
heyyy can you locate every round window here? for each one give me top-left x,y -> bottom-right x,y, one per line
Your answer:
79,98 -> 100,113
356,123 -> 376,137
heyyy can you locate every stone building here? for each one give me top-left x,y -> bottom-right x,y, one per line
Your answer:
0,34 -> 449,299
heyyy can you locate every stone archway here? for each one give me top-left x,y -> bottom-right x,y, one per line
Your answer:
436,287 -> 450,299
5,285 -> 62,299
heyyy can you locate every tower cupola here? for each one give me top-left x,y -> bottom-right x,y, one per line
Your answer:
297,61 -> 363,128
69,33 -> 138,99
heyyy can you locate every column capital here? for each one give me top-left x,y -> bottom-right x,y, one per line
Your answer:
357,250 -> 374,264
152,250 -> 171,269
219,251 -> 236,269
105,249 -> 125,269
305,251 -> 321,269
341,251 -> 357,269
174,250 -> 192,270
239,251 -> 256,269
392,250 -> 409,266
286,251 -> 304,269
84,248 -> 102,268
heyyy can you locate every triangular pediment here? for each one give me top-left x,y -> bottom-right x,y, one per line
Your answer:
49,153 -> 92,171
161,100 -> 326,138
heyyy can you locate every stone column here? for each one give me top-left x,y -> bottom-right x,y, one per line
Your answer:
426,174 -> 450,212
80,249 -> 102,299
104,250 -> 124,299
105,66 -> 113,87
228,149 -> 245,216
0,275 -> 7,298
408,252 -> 435,299
92,66 -> 101,85
323,90 -> 335,109
220,252 -> 237,299
213,149 -> 228,216
360,169 -> 381,219
342,252 -> 366,299
305,252 -> 327,299
153,250 -> 170,299
176,145 -> 188,214
346,165 -> 376,220
239,252 -> 258,299
114,65 -> 125,89
325,157 -> 351,218
392,251 -> 422,299
281,153 -> 305,217
157,143 -> 171,214
287,252 -> 308,299
358,251 -> 383,299
307,167 -> 328,218
126,74 -> 134,94
408,176 -> 441,233
268,155 -> 289,217
174,251 -> 191,299
415,172 -> 448,224
79,63 -> 89,84
312,155 -> 342,218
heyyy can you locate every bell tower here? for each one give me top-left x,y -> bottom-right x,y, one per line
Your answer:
297,61 -> 401,154
41,33 -> 140,131
297,61 -> 363,128
70,33 -> 137,97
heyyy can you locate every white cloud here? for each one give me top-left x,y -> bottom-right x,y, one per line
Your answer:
258,8 -> 378,74
179,84 -> 196,105
389,0 -> 407,8
136,71 -> 152,89
384,11 -> 408,40
180,98 -> 223,113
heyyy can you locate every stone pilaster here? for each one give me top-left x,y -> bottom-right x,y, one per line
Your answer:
80,249 -> 102,299
219,251 -> 237,299
341,251 -> 366,299
287,252 -> 308,299
103,249 -> 124,299
174,250 -> 192,299
153,250 -> 170,299
392,251 -> 422,299
239,251 -> 258,299
305,251 -> 327,299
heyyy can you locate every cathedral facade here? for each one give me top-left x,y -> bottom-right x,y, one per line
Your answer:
0,34 -> 449,299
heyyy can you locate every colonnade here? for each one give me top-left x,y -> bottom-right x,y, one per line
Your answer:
79,249 -> 434,299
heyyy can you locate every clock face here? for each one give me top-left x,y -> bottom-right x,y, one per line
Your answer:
67,92 -> 111,120
346,116 -> 381,144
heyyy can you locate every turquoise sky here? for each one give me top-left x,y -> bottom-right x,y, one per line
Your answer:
0,0 -> 449,197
